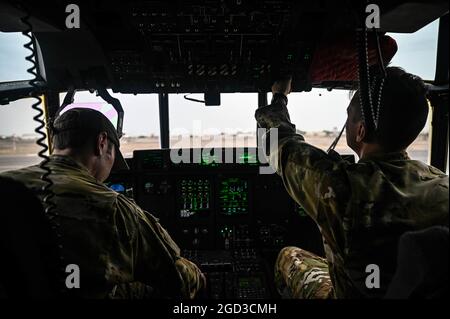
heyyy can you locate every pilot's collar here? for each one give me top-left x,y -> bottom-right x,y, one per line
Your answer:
359,151 -> 410,162
49,154 -> 92,175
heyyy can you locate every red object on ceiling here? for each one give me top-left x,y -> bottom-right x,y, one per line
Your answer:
310,34 -> 398,84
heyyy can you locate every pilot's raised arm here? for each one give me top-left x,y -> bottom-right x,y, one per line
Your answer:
255,79 -> 350,247
114,194 -> 205,299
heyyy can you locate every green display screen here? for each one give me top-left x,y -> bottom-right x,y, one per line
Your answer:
179,178 -> 211,218
219,178 -> 249,215
236,150 -> 259,166
201,152 -> 220,167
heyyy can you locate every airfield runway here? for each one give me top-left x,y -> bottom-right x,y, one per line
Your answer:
0,136 -> 430,173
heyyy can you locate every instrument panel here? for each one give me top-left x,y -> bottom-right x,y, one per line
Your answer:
106,147 -> 348,298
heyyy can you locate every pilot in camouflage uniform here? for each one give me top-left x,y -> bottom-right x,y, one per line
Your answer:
1,157 -> 204,298
1,108 -> 205,299
255,69 -> 449,298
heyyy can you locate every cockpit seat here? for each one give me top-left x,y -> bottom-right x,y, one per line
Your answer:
0,176 -> 62,298
385,225 -> 449,299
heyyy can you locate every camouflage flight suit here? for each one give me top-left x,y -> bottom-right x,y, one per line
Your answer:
255,94 -> 449,299
1,155 -> 204,299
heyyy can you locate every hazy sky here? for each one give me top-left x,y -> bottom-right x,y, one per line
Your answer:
0,20 -> 439,137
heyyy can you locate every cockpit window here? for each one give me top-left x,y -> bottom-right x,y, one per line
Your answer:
0,18 -> 439,172
0,98 -> 41,172
0,33 -> 41,172
60,101 -> 119,130
0,92 -> 161,172
387,20 -> 439,81
286,89 -> 430,163
0,32 -> 33,82
59,91 -> 161,157
283,89 -> 356,157
169,93 -> 258,149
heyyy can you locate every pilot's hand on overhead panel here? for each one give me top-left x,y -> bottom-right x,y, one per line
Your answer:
272,77 -> 292,97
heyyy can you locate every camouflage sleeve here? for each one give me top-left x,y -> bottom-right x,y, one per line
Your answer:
115,196 -> 205,298
255,94 -> 351,253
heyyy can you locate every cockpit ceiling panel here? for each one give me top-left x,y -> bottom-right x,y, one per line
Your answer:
1,0 -> 447,93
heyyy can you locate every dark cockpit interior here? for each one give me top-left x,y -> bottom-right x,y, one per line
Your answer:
0,0 -> 448,300
109,148 -> 331,298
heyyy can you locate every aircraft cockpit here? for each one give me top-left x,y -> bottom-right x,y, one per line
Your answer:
0,0 -> 448,302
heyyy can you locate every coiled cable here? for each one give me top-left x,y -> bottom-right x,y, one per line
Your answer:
21,11 -> 65,296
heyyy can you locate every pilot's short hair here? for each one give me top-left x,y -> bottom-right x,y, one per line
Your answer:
354,66 -> 429,151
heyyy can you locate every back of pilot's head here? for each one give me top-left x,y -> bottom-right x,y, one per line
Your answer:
349,66 -> 429,152
52,109 -> 99,151
51,108 -> 129,181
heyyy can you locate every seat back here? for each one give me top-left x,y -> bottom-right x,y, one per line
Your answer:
385,226 -> 449,299
0,176 -> 62,298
